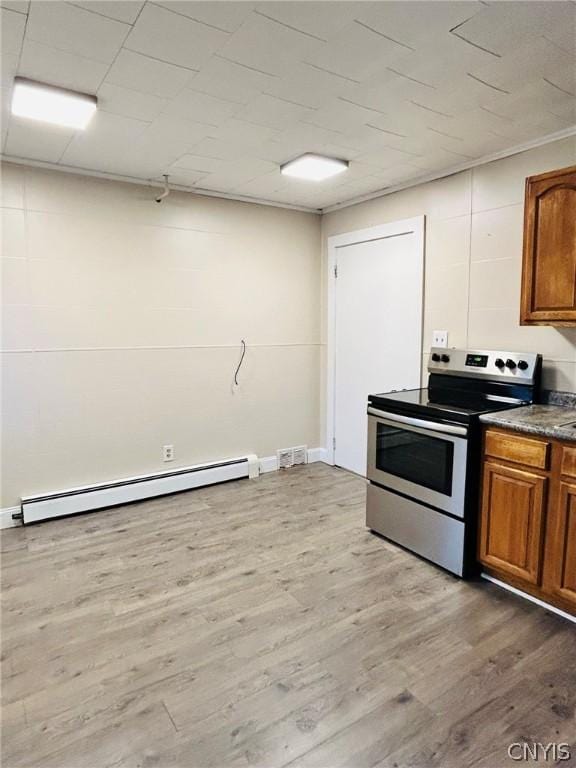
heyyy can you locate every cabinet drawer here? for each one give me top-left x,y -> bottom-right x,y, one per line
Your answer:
560,446 -> 576,478
485,430 -> 549,470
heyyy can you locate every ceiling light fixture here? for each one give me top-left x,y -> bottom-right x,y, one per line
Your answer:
11,77 -> 97,130
280,153 -> 349,181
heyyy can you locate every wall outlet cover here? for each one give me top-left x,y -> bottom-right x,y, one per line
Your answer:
163,445 -> 175,462
432,330 -> 448,348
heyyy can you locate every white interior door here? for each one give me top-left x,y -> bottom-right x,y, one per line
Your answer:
333,225 -> 423,476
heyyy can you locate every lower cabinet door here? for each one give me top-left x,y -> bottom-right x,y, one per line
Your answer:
479,462 -> 547,584
543,481 -> 576,610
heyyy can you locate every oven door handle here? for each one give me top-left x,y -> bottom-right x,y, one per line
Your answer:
367,407 -> 468,437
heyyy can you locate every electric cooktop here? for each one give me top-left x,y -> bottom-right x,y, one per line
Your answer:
368,387 -> 525,425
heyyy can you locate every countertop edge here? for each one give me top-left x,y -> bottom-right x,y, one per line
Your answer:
479,410 -> 576,443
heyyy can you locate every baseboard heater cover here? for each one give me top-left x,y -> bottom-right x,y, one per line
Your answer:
20,454 -> 259,525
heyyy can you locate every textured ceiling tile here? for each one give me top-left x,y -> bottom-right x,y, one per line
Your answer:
139,115 -> 217,147
252,134 -> 322,164
189,136 -> 243,161
303,20 -> 413,83
124,3 -> 228,72
448,2 -> 569,57
170,154 -> 225,173
353,146 -> 419,171
254,2 -> 360,41
232,169 -> 287,197
304,98 -> 389,134
26,1 -> 129,64
19,39 -> 109,93
1,7 -> 25,56
122,136 -> 207,176
97,82 -> 168,123
212,118 -> 280,149
161,88 -> 242,127
218,12 -> 324,77
69,1 -> 145,24
166,167 -> 209,187
1,86 -> 13,149
154,1 -> 255,33
547,99 -> 576,124
185,55 -> 274,105
5,116 -> 74,162
199,157 -> 277,191
486,77 -> 575,121
387,34 -> 499,92
263,62 -> 356,109
0,1 -> 29,13
471,36 -> 573,94
61,111 -> 150,167
105,49 -> 196,99
1,52 -> 19,88
3,0 -> 575,209
359,70 -> 442,106
354,1 -> 485,50
517,110 -> 576,137
236,93 -> 315,130
279,121 -> 362,151
448,107 -> 525,143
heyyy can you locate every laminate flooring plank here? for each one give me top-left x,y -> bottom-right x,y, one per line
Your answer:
1,464 -> 574,768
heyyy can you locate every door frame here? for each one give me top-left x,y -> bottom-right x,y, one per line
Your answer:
325,216 -> 425,466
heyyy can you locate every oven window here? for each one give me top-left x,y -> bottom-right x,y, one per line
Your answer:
375,423 -> 454,496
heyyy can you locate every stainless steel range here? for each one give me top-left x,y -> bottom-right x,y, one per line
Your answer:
366,348 -> 542,577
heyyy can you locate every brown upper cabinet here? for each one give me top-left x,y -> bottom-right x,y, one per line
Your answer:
520,164 -> 576,326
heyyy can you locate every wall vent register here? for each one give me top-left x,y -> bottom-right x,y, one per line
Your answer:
277,446 -> 308,469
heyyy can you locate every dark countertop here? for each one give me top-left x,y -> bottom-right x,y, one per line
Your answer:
480,404 -> 576,443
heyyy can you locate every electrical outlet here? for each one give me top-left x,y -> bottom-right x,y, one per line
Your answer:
163,444 -> 174,462
432,330 -> 448,348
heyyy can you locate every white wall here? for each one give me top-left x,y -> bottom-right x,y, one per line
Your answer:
321,136 -> 576,443
2,136 -> 575,507
1,163 -> 321,507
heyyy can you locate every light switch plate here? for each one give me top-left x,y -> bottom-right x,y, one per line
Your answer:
432,330 -> 448,348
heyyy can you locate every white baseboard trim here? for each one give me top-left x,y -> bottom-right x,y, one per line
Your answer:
259,447 -> 329,474
482,573 -> 575,625
259,455 -> 279,473
3,448 -> 331,528
1,507 -> 22,529
20,455 -> 258,525
307,447 -> 329,464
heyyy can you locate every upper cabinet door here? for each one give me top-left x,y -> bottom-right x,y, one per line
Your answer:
520,165 -> 576,326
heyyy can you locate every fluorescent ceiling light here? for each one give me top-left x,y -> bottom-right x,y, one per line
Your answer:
11,77 -> 97,130
280,153 -> 349,181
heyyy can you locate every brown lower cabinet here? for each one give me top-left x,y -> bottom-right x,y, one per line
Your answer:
479,427 -> 576,616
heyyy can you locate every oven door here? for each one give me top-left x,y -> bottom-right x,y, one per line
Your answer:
367,407 -> 468,518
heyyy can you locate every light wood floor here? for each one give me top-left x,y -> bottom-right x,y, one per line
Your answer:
1,464 -> 574,768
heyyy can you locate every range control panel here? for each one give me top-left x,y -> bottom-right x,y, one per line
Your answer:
429,348 -> 541,383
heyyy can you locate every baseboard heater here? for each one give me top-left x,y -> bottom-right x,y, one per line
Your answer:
19,454 -> 259,525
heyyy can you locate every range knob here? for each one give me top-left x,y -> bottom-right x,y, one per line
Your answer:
431,353 -> 441,362
495,358 -> 505,368
517,360 -> 529,371
505,359 -> 517,370
441,354 -> 450,363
